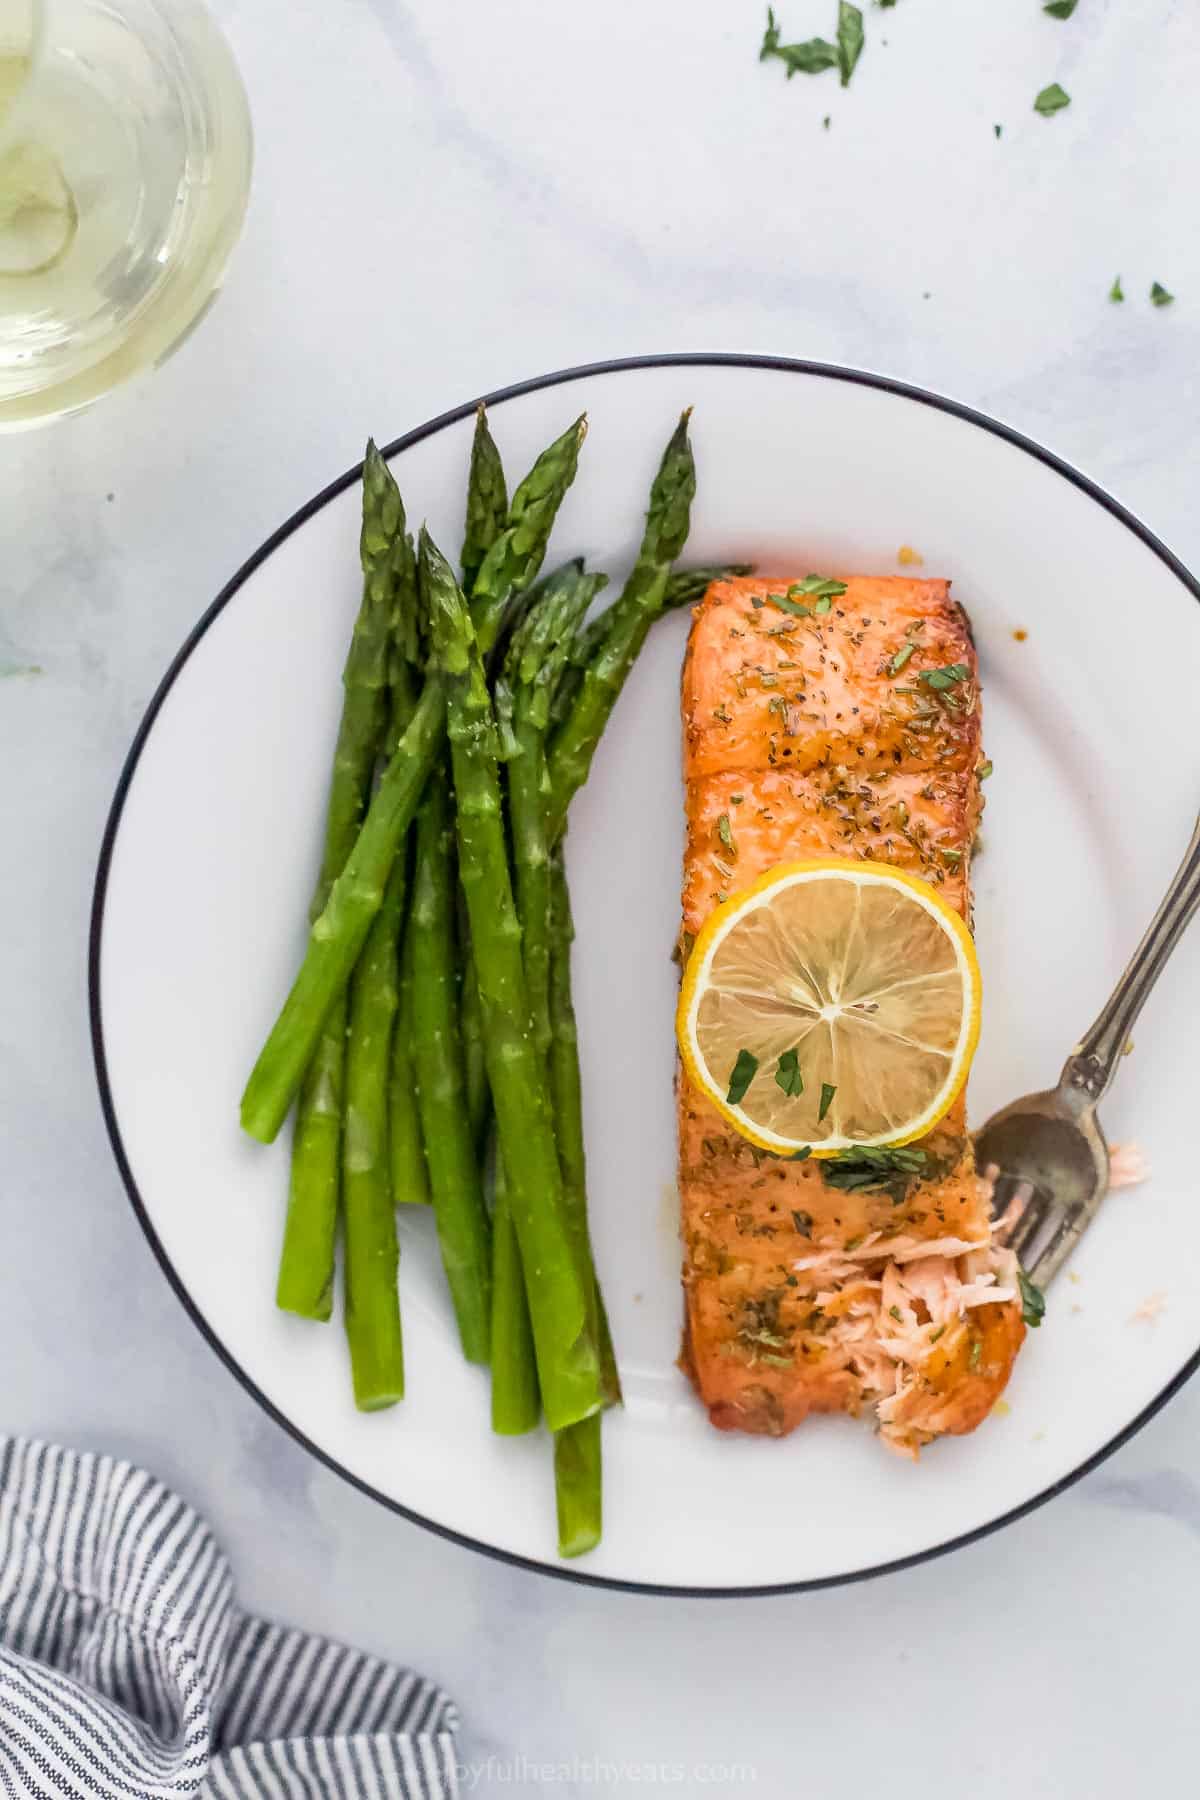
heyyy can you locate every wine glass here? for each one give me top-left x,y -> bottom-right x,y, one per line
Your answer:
0,0 -> 251,427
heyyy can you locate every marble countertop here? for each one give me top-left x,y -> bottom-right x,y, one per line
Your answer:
5,1 -> 1200,1792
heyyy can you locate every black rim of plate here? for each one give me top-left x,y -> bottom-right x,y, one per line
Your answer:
89,352 -> 1200,1597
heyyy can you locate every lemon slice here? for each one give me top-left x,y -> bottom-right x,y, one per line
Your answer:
677,859 -> 981,1155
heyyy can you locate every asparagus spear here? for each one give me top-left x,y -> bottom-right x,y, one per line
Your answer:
460,404 -> 508,594
548,847 -> 621,1555
487,568 -> 594,1437
342,848 -> 406,1409
662,561 -> 752,613
242,673 -> 445,1144
546,413 -> 696,838
421,528 -> 603,1433
571,561 -> 752,670
459,943 -> 490,1150
554,1407 -> 602,1559
489,1155 -> 540,1434
503,565 -> 598,1054
241,417 -> 586,1144
383,637 -> 430,1208
458,413 -> 521,1147
409,770 -> 492,1362
342,546 -> 426,1401
547,846 -> 621,1405
275,443 -> 407,1318
468,415 -> 586,656
548,563 -> 750,737
389,918 -> 429,1205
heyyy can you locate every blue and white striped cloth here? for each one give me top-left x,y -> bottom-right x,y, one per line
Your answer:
0,1439 -> 459,1798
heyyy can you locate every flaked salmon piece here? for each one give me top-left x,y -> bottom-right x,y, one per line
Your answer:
677,574 -> 1024,1455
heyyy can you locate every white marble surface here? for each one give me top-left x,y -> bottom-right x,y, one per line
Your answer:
4,1 -> 1200,1792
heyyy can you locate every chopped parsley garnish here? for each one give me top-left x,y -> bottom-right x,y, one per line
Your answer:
1034,82 -> 1071,116
1151,281 -> 1175,308
759,6 -> 839,76
790,1146 -> 813,1162
888,643 -> 915,676
837,1 -> 864,87
1109,275 -> 1124,303
813,595 -> 834,615
775,1047 -> 804,1096
968,1337 -> 982,1369
920,662 -> 969,690
822,1145 -> 927,1196
1018,1268 -> 1046,1327
791,1208 -> 813,1237
818,1081 -> 837,1122
716,812 -> 737,857
977,758 -> 994,780
1043,0 -> 1077,15
889,1305 -> 903,1322
790,575 -> 848,598
769,593 -> 811,617
726,1048 -> 759,1106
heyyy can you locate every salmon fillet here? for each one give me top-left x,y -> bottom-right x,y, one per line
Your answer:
678,575 -> 1024,1454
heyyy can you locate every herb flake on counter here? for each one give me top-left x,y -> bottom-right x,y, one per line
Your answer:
727,1048 -> 759,1106
1034,82 -> 1071,116
776,1048 -> 805,1097
837,1 -> 865,86
1109,274 -> 1124,303
1151,281 -> 1175,308
977,759 -> 994,781
994,123 -> 1003,139
760,6 -> 839,76
1043,0 -> 1077,15
818,1081 -> 837,1122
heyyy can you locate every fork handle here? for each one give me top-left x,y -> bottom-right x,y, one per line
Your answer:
1059,808 -> 1200,1111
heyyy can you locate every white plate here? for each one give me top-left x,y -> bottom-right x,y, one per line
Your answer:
91,356 -> 1200,1593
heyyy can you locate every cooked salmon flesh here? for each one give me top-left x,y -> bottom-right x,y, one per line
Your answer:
678,575 -> 1025,1455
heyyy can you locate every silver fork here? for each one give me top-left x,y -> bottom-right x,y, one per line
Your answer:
975,808 -> 1200,1290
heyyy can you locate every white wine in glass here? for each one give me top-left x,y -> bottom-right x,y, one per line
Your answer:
0,0 -> 251,426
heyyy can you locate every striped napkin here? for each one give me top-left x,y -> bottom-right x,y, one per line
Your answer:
0,1438 -> 459,1798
